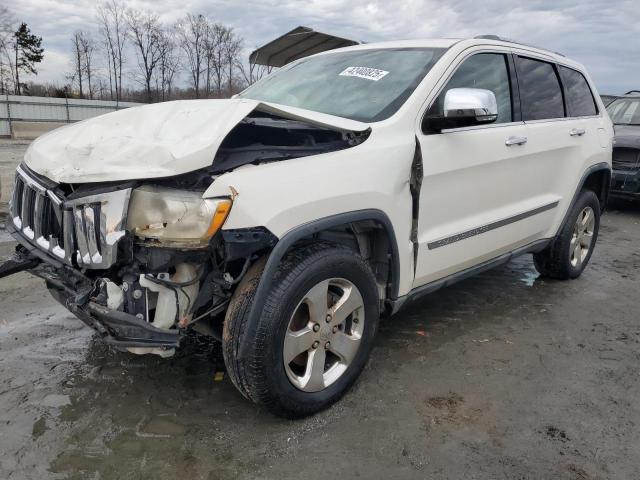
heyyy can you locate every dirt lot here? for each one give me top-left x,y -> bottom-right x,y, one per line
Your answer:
1,142 -> 639,479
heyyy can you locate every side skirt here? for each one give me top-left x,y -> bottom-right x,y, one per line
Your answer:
388,238 -> 550,315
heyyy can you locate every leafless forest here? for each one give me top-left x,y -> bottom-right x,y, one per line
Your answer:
0,1 -> 272,102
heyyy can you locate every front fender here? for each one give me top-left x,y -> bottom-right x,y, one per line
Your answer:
204,134 -> 416,297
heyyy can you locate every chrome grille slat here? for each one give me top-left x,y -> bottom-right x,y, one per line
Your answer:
84,205 -> 102,264
21,186 -> 34,238
74,207 -> 91,265
9,167 -> 131,269
33,192 -> 45,245
62,209 -> 75,263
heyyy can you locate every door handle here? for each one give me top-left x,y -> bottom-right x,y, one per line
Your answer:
570,128 -> 586,137
505,136 -> 527,146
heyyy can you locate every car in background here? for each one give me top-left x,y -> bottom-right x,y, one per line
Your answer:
607,91 -> 640,199
600,94 -> 618,106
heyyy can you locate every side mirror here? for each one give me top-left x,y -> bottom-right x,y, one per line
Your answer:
424,88 -> 498,133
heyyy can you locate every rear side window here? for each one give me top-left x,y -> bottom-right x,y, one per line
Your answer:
558,66 -> 598,117
517,56 -> 564,121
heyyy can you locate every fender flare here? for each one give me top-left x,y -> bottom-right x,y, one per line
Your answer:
556,162 -> 611,237
238,209 -> 401,359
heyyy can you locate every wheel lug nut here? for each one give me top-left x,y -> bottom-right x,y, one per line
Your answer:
326,314 -> 332,323
353,317 -> 359,324
324,341 -> 331,349
312,341 -> 319,349
332,326 -> 338,333
313,323 -> 320,332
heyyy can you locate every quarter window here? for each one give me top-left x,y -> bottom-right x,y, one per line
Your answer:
431,53 -> 513,124
558,66 -> 597,117
517,57 -> 565,121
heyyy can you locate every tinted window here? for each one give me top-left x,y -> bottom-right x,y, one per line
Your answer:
559,66 -> 597,117
517,57 -> 564,120
432,53 -> 512,124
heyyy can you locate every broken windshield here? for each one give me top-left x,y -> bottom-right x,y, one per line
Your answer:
239,48 -> 446,122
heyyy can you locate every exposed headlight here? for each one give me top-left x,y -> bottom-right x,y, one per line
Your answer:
126,186 -> 232,247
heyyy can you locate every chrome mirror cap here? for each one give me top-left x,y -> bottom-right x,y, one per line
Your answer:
444,88 -> 498,123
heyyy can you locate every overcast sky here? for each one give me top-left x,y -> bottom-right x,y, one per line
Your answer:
9,0 -> 640,94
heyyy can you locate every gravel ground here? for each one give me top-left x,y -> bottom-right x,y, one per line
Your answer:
1,142 -> 639,479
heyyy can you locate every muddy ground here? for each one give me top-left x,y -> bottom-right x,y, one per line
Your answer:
1,142 -> 639,479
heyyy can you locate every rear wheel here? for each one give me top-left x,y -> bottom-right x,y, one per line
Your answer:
533,189 -> 600,279
222,242 -> 379,418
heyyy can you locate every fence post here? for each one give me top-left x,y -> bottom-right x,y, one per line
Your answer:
5,92 -> 11,139
65,96 -> 71,123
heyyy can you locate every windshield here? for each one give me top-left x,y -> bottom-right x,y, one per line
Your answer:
607,97 -> 640,125
239,48 -> 445,122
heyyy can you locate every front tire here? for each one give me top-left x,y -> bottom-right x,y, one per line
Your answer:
222,242 -> 379,418
533,189 -> 600,279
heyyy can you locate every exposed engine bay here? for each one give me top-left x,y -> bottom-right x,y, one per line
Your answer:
1,109 -> 370,357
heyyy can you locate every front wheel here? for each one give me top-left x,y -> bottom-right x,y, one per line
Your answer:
533,189 -> 601,279
222,242 -> 379,418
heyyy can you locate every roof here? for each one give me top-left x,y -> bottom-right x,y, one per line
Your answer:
249,26 -> 360,68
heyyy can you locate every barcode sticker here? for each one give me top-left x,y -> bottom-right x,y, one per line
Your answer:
339,66 -> 389,81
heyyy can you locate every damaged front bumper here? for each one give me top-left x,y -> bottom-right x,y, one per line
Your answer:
1,245 -> 181,350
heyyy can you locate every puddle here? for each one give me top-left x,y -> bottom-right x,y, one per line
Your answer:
520,270 -> 540,287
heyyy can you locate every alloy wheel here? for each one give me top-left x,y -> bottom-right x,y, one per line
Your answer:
570,206 -> 595,268
283,278 -> 365,392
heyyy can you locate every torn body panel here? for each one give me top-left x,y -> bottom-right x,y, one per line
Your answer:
1,221 -> 278,354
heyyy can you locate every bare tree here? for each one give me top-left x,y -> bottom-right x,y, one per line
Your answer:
174,14 -> 207,97
223,28 -> 243,96
0,6 -> 15,93
97,0 -> 127,101
126,8 -> 162,102
237,59 -> 271,87
208,22 -> 229,96
79,32 -> 96,99
71,31 -> 84,97
69,31 -> 96,98
156,29 -> 180,101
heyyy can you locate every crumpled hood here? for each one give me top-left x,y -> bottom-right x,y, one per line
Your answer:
23,98 -> 369,183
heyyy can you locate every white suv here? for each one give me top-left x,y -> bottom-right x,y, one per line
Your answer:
1,36 -> 613,417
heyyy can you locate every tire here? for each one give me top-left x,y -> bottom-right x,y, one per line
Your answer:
222,242 -> 379,418
533,189 -> 600,280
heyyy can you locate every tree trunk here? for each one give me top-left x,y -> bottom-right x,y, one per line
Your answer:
14,42 -> 19,95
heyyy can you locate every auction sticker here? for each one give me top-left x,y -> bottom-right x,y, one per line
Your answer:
339,66 -> 389,81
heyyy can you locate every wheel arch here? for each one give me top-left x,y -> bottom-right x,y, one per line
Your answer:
236,209 -> 400,359
557,162 -> 611,237
582,165 -> 611,211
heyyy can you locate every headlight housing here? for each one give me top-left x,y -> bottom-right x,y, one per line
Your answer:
126,186 -> 232,247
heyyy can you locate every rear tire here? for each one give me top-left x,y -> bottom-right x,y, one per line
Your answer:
222,242 -> 379,418
533,190 -> 600,279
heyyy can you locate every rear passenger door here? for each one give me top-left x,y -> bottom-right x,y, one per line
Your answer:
515,54 -> 602,237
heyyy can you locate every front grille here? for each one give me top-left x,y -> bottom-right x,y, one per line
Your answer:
612,147 -> 640,171
9,166 -> 131,269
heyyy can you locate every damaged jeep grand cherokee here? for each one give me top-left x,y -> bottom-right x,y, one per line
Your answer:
0,37 -> 613,418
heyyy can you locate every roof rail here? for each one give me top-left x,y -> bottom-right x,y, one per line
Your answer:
473,34 -> 565,57
625,90 -> 640,95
